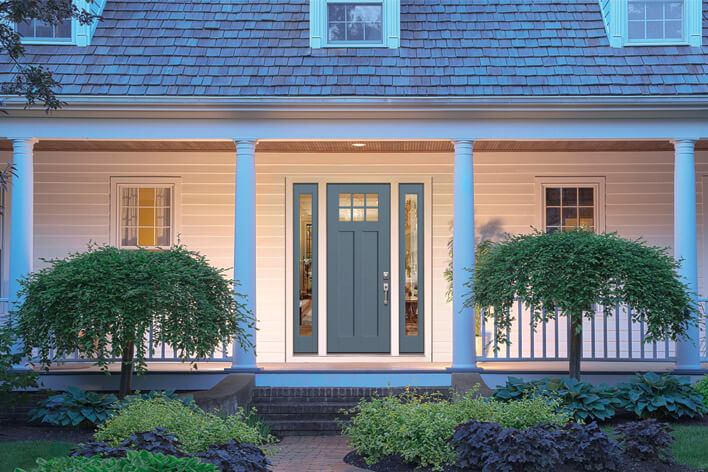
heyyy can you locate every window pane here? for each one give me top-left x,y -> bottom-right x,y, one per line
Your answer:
17,22 -> 34,37
339,193 -> 351,207
138,228 -> 155,246
646,2 -> 663,19
366,208 -> 379,222
139,188 -> 155,206
366,194 -> 378,207
339,208 -> 351,221
546,207 -> 561,227
665,20 -> 682,38
155,188 -> 171,207
352,208 -> 365,222
327,3 -> 383,43
666,2 -> 683,19
328,23 -> 345,41
579,208 -> 594,228
156,227 -> 171,247
404,194 -> 419,336
352,193 -> 365,207
34,20 -> 53,38
646,20 -> 663,38
546,227 -> 560,234
628,2 -> 645,19
365,22 -> 383,41
628,21 -> 645,39
139,207 -> 155,227
562,188 -> 578,206
546,188 -> 561,206
122,207 -> 137,227
328,4 -> 346,21
579,188 -> 594,206
122,227 -> 138,246
562,207 -> 578,227
349,5 -> 382,23
122,188 -> 138,206
347,22 -> 364,41
298,194 -> 314,337
55,20 -> 72,38
156,208 -> 170,226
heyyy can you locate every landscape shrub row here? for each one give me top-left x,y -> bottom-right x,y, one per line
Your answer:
494,372 -> 707,421
16,450 -> 218,472
451,419 -> 675,472
341,387 -> 570,469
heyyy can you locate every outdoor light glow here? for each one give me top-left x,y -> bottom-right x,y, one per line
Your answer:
352,143 -> 366,147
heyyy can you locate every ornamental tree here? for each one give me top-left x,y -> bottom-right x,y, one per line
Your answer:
465,229 -> 697,380
14,244 -> 253,397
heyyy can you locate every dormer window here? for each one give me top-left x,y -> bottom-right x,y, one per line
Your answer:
310,0 -> 400,49
17,18 -> 72,42
627,0 -> 684,42
604,0 -> 702,47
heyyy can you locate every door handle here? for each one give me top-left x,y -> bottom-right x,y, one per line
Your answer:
383,282 -> 389,306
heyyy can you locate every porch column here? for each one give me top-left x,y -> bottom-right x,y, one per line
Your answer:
231,139 -> 259,371
451,139 -> 479,371
673,138 -> 702,372
8,139 -> 36,315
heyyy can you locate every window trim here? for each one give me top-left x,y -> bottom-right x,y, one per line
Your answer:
609,0 -> 702,47
534,177 -> 606,234
109,177 -> 182,250
310,0 -> 400,49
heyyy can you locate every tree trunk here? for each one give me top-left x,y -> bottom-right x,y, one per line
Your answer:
568,316 -> 582,380
119,342 -> 135,399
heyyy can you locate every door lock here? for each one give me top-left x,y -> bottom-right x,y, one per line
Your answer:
383,271 -> 390,280
383,282 -> 389,305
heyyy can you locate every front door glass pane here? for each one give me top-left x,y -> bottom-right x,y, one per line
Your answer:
404,194 -> 419,336
299,194 -> 314,337
294,184 -> 318,353
399,184 -> 424,353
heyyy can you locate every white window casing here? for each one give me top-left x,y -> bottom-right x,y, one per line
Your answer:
534,177 -> 607,234
310,0 -> 400,49
17,0 -> 106,47
607,0 -> 702,47
109,177 -> 182,250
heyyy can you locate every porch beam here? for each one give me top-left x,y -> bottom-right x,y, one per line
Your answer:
673,138 -> 702,372
230,139 -> 259,371
8,138 -> 36,314
451,139 -> 479,371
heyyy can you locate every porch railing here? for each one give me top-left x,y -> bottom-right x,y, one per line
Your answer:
478,299 -> 678,362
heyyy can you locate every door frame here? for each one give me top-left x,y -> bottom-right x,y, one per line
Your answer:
285,175 -> 433,363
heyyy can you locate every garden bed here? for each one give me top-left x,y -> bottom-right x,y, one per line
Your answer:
0,423 -> 94,444
343,450 -> 701,472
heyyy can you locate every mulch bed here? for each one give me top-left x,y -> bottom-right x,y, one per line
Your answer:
343,451 -> 701,472
0,422 -> 94,444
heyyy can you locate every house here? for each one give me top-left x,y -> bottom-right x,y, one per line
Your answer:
0,0 -> 707,395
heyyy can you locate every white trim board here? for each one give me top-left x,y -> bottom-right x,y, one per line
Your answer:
284,175 -> 433,364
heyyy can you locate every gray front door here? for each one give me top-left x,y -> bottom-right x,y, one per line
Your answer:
327,184 -> 391,353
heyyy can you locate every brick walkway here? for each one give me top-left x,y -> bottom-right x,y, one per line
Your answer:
269,436 -> 366,472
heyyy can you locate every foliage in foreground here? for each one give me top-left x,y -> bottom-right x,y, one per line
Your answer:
494,376 -> 619,421
466,229 -> 696,379
15,450 -> 216,472
616,372 -> 707,420
451,420 -> 672,472
341,388 -> 570,470
15,244 -> 253,397
94,398 -> 275,454
29,386 -> 118,427
692,375 -> 708,409
0,326 -> 39,406
72,428 -> 270,472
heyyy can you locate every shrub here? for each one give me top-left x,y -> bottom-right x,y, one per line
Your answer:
558,422 -> 622,472
194,441 -> 270,472
617,372 -> 707,419
694,376 -> 708,408
29,386 -> 118,427
615,419 -> 675,463
494,377 -> 619,422
0,326 -> 39,408
342,388 -> 569,470
16,450 -> 216,472
94,398 -> 275,454
451,421 -> 621,472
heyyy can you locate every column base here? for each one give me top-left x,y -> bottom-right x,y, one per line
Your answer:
447,365 -> 483,373
672,367 -> 706,376
224,366 -> 262,373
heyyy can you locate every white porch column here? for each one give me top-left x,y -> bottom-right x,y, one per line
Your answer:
451,139 -> 479,371
673,138 -> 702,372
8,139 -> 36,315
231,139 -> 259,371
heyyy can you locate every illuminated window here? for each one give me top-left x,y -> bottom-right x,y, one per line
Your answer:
118,185 -> 174,249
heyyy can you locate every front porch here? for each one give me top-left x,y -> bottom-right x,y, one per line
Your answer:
1,133 -> 708,389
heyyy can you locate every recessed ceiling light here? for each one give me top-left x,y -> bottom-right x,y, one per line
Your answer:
352,143 -> 367,147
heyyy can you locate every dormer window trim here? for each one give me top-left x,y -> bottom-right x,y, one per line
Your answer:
15,0 -> 104,47
310,0 -> 400,49
608,0 -> 702,47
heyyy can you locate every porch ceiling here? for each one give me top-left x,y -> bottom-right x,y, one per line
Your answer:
0,139 -> 707,153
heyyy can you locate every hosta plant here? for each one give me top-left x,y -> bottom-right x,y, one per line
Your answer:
617,372 -> 707,419
16,450 -> 217,472
29,386 -> 118,427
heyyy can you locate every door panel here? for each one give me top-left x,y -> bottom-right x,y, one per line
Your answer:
327,183 -> 391,353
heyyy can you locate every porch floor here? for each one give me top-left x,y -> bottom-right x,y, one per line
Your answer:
42,360 -> 704,373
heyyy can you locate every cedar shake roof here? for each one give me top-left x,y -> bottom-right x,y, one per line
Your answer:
1,0 -> 707,97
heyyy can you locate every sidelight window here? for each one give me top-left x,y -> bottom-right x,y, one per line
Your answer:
399,184 -> 424,353
294,184 -> 319,353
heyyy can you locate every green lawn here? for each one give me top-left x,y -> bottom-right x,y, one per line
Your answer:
672,426 -> 708,471
0,441 -> 74,472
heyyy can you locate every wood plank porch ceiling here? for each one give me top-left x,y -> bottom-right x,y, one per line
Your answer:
1,139 -> 707,153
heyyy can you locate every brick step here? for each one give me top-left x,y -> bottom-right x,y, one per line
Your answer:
254,402 -> 356,415
267,419 -> 348,436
